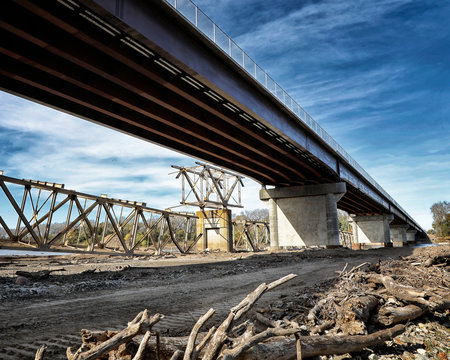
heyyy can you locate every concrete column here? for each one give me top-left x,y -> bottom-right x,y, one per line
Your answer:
390,224 -> 408,246
406,229 -> 417,244
351,214 -> 394,246
268,198 -> 279,249
260,183 -> 346,248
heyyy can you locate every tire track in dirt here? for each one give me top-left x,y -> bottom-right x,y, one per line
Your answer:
0,248 -> 415,359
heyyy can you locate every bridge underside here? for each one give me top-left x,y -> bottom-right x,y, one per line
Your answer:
0,0 -> 416,227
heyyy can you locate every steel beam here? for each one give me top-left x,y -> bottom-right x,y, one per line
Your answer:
0,180 -> 41,246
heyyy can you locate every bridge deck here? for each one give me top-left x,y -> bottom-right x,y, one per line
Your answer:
0,0 -> 424,233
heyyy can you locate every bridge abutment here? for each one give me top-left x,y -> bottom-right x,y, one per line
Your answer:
350,214 -> 394,247
260,183 -> 346,248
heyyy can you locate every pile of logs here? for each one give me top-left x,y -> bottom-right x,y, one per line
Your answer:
34,255 -> 449,360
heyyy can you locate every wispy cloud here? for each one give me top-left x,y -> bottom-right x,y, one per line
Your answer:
0,92 -> 192,207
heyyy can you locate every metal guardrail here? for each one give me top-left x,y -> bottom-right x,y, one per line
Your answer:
163,0 -> 422,231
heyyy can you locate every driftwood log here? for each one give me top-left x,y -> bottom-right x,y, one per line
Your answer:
66,309 -> 163,360
127,325 -> 405,359
368,274 -> 450,311
16,269 -> 65,280
236,324 -> 405,359
334,295 -> 379,335
375,305 -> 424,326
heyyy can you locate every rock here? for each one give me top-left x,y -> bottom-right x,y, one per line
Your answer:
417,349 -> 427,355
368,354 -> 379,360
15,276 -> 30,285
415,355 -> 428,360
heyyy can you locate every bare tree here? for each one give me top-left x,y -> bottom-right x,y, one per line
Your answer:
430,201 -> 450,237
236,209 -> 269,221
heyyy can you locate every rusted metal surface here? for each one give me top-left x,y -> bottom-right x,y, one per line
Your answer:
0,173 -> 197,255
339,231 -> 354,249
233,220 -> 270,252
172,162 -> 244,209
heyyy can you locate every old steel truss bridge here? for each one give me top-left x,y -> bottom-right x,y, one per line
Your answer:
172,162 -> 244,210
233,219 -> 270,252
0,172 -> 199,255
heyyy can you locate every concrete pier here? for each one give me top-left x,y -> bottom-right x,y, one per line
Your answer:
390,224 -> 409,246
196,209 -> 233,251
260,183 -> 346,248
351,214 -> 394,246
406,229 -> 417,244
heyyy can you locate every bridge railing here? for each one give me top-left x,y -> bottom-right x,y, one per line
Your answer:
164,0 -> 419,229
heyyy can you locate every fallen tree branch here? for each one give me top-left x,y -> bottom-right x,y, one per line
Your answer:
236,324 -> 406,359
192,327 -> 216,360
132,330 -> 151,360
35,345 -> 47,360
221,327 -> 299,360
368,274 -> 450,311
310,320 -> 334,335
335,295 -> 378,335
343,262 -> 370,277
16,269 -> 65,280
202,274 -> 297,360
184,308 -> 215,360
66,309 -> 163,360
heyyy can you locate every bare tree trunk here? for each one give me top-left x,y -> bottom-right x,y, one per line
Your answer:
237,324 -> 405,359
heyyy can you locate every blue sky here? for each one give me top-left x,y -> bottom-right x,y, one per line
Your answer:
1,0 -> 449,229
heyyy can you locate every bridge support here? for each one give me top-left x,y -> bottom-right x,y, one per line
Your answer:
406,229 -> 417,245
350,215 -> 394,247
260,183 -> 346,248
196,209 -> 233,252
390,224 -> 408,246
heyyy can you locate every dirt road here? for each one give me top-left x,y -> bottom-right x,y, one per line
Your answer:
0,246 -> 418,359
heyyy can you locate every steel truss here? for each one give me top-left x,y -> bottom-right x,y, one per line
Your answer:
0,173 -> 198,255
172,162 -> 244,209
233,220 -> 270,251
339,230 -> 354,248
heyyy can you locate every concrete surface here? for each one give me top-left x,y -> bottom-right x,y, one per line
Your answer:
351,214 -> 394,244
260,183 -> 346,247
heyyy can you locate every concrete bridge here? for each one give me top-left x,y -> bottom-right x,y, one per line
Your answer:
0,0 -> 426,248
